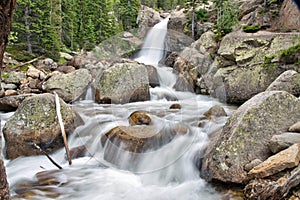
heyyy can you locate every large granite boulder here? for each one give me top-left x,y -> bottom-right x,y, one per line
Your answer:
137,5 -> 161,38
94,61 -> 150,104
0,94 -> 34,112
202,31 -> 300,104
201,91 -> 300,184
3,93 -> 84,160
266,70 -> 300,97
42,68 -> 92,102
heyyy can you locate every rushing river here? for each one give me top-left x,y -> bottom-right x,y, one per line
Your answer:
1,17 -> 236,200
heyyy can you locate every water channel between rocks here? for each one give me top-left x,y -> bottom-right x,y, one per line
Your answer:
1,17 -> 236,200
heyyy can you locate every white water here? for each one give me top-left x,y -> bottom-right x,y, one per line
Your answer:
1,19 -> 236,200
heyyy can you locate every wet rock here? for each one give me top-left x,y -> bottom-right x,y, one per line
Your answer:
269,132 -> 300,153
289,121 -> 300,132
69,145 -> 88,159
244,159 -> 263,172
94,62 -> 150,104
129,111 -> 152,125
43,69 -> 92,102
26,66 -> 42,79
3,93 -> 84,159
201,91 -> 300,184
169,103 -> 181,109
4,71 -> 26,84
145,65 -> 160,87
248,144 -> 300,179
266,70 -> 300,97
203,105 -> 227,119
169,9 -> 188,34
102,125 -> 188,152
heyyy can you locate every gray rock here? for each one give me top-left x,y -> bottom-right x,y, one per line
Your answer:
43,69 -> 92,102
94,62 -> 150,104
201,91 -> 300,184
203,105 -> 227,119
244,159 -> 263,172
0,94 -> 34,112
4,71 -> 26,84
145,65 -> 160,88
289,121 -> 300,133
37,58 -> 58,70
1,83 -> 17,90
269,132 -> 300,153
137,5 -> 161,38
3,93 -> 84,159
203,31 -> 300,104
26,66 -> 42,79
266,70 -> 300,97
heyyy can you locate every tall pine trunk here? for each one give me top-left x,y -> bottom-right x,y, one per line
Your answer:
0,0 -> 16,199
24,5 -> 32,53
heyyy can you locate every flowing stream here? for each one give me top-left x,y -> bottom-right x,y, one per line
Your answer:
1,18 -> 235,200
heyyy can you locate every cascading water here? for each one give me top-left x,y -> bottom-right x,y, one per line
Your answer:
0,19 -> 236,200
135,17 -> 177,89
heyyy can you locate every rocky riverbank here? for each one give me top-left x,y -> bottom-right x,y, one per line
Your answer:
1,0 -> 300,199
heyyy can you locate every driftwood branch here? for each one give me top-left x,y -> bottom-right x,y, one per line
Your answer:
15,57 -> 40,68
33,143 -> 62,170
54,92 -> 72,165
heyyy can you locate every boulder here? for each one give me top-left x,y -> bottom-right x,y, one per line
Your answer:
266,70 -> 300,97
279,0 -> 300,31
289,121 -> 300,132
145,65 -> 160,87
204,31 -> 300,103
248,143 -> 300,179
191,31 -> 218,54
4,71 -> 26,84
93,32 -> 142,59
3,93 -> 84,160
269,132 -> 300,154
169,9 -> 188,34
26,66 -> 43,79
137,5 -> 161,38
42,69 -> 92,102
128,111 -> 152,125
169,103 -> 181,109
101,124 -> 189,166
201,91 -> 300,184
203,105 -> 227,119
94,62 -> 150,104
0,94 -> 34,112
36,58 -> 58,70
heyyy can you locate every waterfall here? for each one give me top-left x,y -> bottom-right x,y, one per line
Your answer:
135,17 -> 169,66
135,17 -> 177,95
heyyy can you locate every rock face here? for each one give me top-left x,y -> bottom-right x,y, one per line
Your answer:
3,93 -> 84,160
202,31 -> 300,104
248,143 -> 300,179
94,62 -> 150,104
201,91 -> 300,184
42,69 -> 92,102
128,111 -> 152,125
279,0 -> 300,31
137,5 -> 161,38
266,70 -> 300,97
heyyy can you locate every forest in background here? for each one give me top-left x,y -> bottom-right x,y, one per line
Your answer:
8,0 -> 227,61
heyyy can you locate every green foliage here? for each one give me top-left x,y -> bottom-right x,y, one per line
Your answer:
116,0 -> 141,31
196,8 -> 209,22
262,55 -> 276,70
278,41 -> 300,64
2,73 -> 9,79
213,0 -> 240,36
242,25 -> 261,33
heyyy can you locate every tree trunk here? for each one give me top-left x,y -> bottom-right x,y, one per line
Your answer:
24,5 -> 32,53
0,0 -> 16,199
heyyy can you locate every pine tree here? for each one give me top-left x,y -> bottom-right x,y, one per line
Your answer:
117,0 -> 141,30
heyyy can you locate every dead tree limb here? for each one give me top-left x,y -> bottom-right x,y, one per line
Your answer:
54,92 -> 72,165
33,143 -> 63,170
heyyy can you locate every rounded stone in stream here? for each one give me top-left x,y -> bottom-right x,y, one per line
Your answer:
101,125 -> 189,167
3,93 -> 84,160
128,111 -> 152,125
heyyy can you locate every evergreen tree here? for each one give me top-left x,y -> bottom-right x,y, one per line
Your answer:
117,0 -> 141,30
